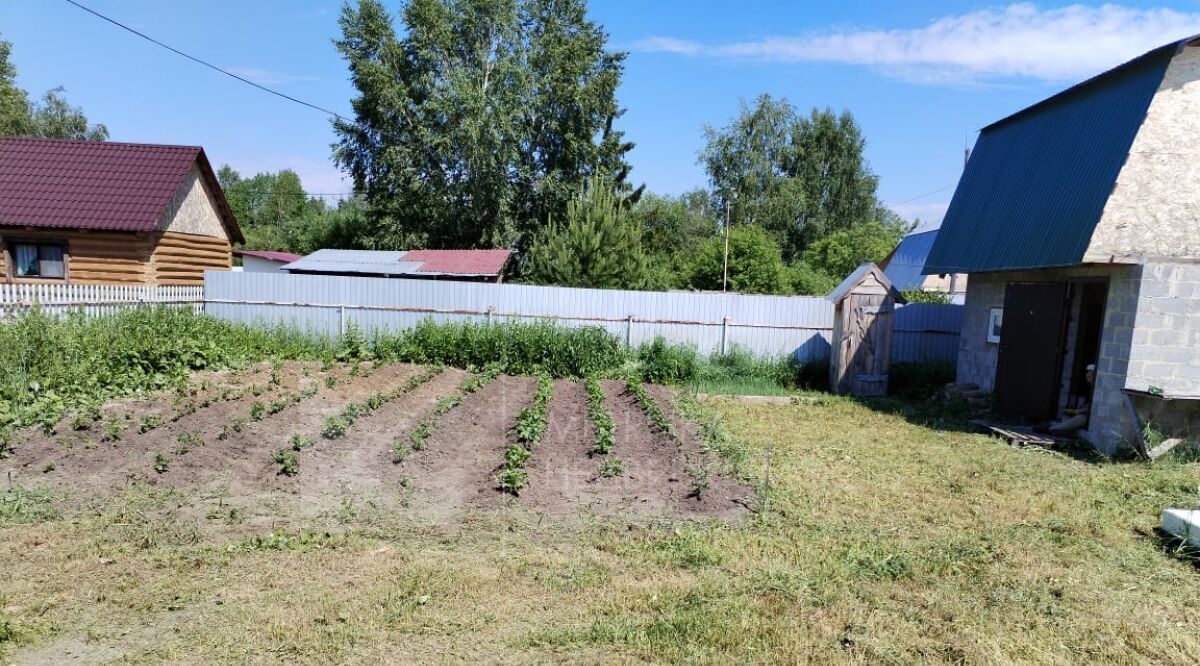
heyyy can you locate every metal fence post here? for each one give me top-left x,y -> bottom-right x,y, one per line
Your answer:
721,317 -> 729,355
487,305 -> 494,324
339,305 -> 346,337
626,314 -> 634,348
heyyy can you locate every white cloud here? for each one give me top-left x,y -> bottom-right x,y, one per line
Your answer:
890,201 -> 949,230
633,3 -> 1200,83
225,67 -> 317,86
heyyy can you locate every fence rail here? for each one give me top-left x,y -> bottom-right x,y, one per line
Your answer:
0,275 -> 964,365
204,272 -> 963,363
0,283 -> 204,316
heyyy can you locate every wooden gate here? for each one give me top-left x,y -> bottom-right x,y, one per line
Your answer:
828,264 -> 902,396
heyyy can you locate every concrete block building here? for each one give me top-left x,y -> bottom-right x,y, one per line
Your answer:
925,36 -> 1200,455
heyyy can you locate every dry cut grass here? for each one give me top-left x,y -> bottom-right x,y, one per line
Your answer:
2,392 -> 1199,664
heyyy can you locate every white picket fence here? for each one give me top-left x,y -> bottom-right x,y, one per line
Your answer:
0,283 -> 204,317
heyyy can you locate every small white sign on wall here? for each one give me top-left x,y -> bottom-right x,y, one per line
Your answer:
987,308 -> 1003,344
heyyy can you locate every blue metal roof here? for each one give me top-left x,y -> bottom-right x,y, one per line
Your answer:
882,229 -> 939,290
925,39 -> 1186,275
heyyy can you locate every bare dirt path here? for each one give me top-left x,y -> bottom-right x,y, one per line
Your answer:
519,379 -> 605,512
402,375 -> 537,513
646,384 -> 751,520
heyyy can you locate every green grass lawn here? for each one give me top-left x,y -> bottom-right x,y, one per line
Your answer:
3,393 -> 1199,664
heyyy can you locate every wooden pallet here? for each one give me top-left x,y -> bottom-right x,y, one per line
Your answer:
971,420 -> 1068,448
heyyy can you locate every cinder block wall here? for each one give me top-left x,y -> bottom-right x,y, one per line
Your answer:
956,274 -> 1005,391
1110,261 -> 1200,449
954,265 -> 1152,453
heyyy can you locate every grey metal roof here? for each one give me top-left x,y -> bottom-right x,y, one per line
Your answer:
282,250 -> 424,277
925,37 -> 1188,275
882,230 -> 938,290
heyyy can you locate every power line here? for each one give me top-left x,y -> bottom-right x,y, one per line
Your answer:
894,183 -> 955,205
64,0 -> 353,123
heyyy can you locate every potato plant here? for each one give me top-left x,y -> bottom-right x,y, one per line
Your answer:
395,368 -> 499,463
497,374 -> 553,495
585,377 -> 615,455
625,379 -> 677,441
273,448 -> 299,476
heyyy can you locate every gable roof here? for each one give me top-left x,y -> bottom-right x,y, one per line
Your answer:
282,249 -> 511,278
0,136 -> 243,243
827,263 -> 904,304
924,37 -> 1192,275
880,229 -> 939,290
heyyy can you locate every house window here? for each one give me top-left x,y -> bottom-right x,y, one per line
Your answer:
8,241 -> 67,279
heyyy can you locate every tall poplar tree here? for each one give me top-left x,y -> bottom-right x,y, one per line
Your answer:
333,0 -> 639,252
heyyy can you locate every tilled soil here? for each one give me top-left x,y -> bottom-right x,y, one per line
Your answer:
5,361 -> 317,493
645,384 -> 752,520
3,364 -> 749,523
291,367 -> 469,500
400,375 -> 538,513
174,362 -> 420,498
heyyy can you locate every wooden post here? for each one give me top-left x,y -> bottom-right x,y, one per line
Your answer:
338,305 -> 346,337
626,314 -> 634,348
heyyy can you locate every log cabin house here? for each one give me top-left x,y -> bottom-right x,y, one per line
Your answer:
0,137 -> 242,285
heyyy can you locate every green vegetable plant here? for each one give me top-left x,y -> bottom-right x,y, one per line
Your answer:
586,376 -> 615,455
273,449 -> 299,476
496,374 -> 553,495
153,453 -> 170,474
395,368 -> 498,463
322,416 -> 349,439
290,434 -> 314,451
138,414 -> 163,434
175,430 -> 202,454
249,402 -> 266,421
597,457 -> 623,478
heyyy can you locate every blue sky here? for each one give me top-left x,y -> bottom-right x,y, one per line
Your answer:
3,1 -> 1199,229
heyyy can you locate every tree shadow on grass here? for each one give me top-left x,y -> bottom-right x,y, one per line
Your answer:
847,393 -> 1128,465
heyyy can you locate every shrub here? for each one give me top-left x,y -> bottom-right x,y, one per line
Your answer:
372,319 -> 626,378
636,337 -> 699,384
0,307 -> 333,432
901,289 -> 953,305
273,449 -> 299,476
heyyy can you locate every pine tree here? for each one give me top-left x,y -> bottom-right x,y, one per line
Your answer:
525,178 -> 646,289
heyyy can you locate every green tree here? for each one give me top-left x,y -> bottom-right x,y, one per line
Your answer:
688,225 -> 789,295
333,0 -> 638,252
801,220 -> 906,279
0,32 -> 106,140
217,166 -> 368,254
0,36 -> 32,136
699,95 -> 886,262
630,190 -> 719,289
785,261 -> 838,296
524,178 -> 646,289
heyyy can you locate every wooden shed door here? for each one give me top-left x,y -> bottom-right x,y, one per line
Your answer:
838,292 -> 893,396
993,282 -> 1070,421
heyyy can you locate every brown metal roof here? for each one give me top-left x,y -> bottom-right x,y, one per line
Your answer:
0,136 -> 243,243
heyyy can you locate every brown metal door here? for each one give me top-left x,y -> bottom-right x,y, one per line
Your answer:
993,282 -> 1070,421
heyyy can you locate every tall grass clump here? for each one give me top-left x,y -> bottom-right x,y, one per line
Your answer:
0,307 -> 333,432
372,319 -> 626,378
635,337 -> 699,384
692,346 -> 828,396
